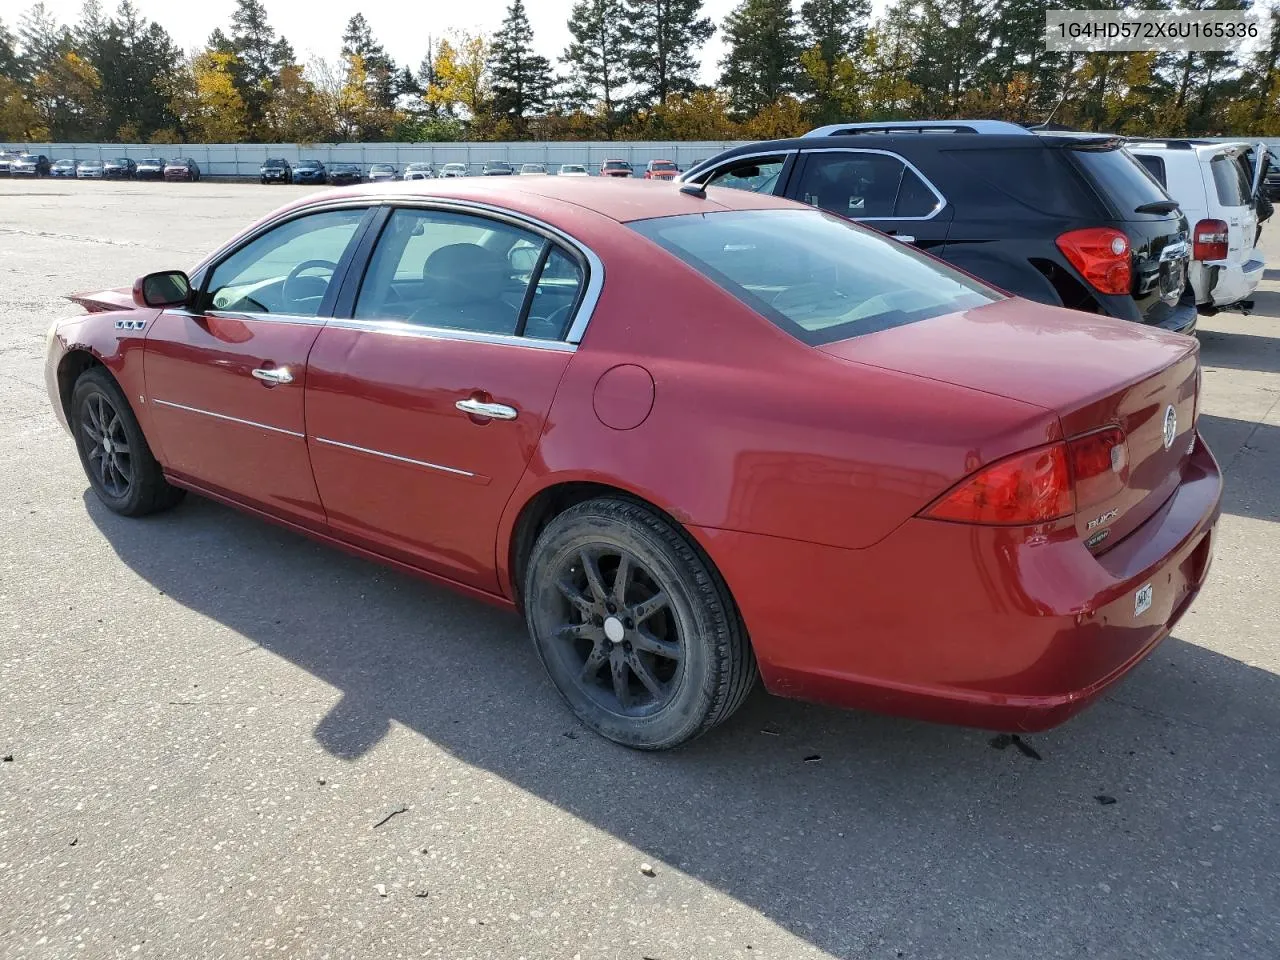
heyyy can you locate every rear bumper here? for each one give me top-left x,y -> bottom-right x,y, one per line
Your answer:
1200,256 -> 1265,307
693,438 -> 1222,732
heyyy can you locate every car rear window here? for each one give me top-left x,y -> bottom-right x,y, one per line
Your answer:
630,209 -> 999,345
1071,146 -> 1171,212
1210,154 -> 1251,207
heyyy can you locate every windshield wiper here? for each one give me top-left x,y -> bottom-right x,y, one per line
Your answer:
1135,200 -> 1180,215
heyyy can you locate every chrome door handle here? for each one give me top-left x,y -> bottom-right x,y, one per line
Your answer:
455,398 -> 517,420
252,366 -> 293,385
892,234 -> 916,244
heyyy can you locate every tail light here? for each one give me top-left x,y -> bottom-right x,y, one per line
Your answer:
1193,219 -> 1229,261
1055,227 -> 1132,295
1068,427 -> 1128,507
924,443 -> 1073,525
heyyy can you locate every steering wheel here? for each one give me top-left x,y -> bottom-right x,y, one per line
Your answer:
282,259 -> 339,307
529,303 -> 573,338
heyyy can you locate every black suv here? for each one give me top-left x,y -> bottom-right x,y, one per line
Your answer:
681,120 -> 1195,333
260,158 -> 292,184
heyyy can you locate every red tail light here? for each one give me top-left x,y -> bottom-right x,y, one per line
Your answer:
1193,219 -> 1228,261
1068,427 -> 1127,508
925,443 -> 1073,525
1055,227 -> 1132,295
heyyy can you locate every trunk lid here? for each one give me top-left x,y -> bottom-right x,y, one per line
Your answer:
821,298 -> 1199,543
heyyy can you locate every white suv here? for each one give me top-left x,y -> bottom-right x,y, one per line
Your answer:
1126,139 -> 1268,314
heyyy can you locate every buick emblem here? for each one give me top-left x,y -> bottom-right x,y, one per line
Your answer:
1163,404 -> 1177,450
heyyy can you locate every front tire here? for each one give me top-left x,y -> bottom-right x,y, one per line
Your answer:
70,367 -> 184,517
524,497 -> 757,749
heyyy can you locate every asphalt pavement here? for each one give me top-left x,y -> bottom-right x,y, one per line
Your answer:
1,180 -> 1277,960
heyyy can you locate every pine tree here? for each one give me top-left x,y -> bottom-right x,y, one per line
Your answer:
341,14 -> 396,109
799,0 -> 870,119
719,0 -> 802,115
0,19 -> 19,80
221,0 -> 293,138
621,0 -> 714,106
562,0 -> 626,125
17,3 -> 71,84
488,0 -> 552,126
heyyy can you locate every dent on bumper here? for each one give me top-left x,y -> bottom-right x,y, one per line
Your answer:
693,438 -> 1222,731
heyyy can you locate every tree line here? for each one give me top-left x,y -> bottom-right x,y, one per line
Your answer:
1,0 -> 1277,144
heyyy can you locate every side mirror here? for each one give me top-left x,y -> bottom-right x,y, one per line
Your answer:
134,270 -> 191,308
508,245 -> 540,273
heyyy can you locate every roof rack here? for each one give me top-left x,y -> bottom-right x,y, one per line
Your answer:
803,119 -> 1033,138
1123,137 -> 1217,150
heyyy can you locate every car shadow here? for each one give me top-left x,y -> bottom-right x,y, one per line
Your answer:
1199,414 -> 1280,524
84,491 -> 1280,957
1196,326 -> 1280,375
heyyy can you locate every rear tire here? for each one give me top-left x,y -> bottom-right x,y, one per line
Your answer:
523,497 -> 757,749
70,367 -> 184,517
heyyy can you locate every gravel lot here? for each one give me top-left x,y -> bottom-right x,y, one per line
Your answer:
1,180 -> 1278,960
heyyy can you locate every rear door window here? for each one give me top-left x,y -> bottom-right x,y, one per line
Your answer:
793,152 -> 940,219
630,209 -> 997,345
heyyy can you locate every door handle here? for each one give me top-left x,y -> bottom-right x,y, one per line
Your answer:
252,366 -> 294,385
456,398 -> 517,421
890,234 -> 916,244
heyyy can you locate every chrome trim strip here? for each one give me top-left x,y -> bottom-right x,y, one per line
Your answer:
311,436 -> 476,478
795,148 -> 948,222
325,317 -> 576,352
152,398 -> 305,437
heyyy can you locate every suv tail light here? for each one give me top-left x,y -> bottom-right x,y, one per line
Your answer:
924,443 -> 1073,525
1056,227 -> 1132,295
1193,219 -> 1229,261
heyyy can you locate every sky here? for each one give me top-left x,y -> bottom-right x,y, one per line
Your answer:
30,0 -> 753,83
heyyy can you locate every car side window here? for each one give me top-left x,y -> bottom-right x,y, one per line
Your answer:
1134,154 -> 1167,188
204,208 -> 367,316
354,208 -> 584,339
795,152 -> 939,219
705,156 -> 786,194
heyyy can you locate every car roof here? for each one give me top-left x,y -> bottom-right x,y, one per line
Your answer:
1127,139 -> 1254,159
279,176 -> 797,224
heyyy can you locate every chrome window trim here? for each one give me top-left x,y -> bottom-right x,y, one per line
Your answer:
326,317 -> 577,352
362,195 -> 604,345
152,398 -> 304,438
794,148 -> 948,222
311,436 -> 476,478
679,149 -> 798,185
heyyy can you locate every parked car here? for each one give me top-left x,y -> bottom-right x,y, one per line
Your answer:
135,158 -> 166,181
643,159 -> 679,180
163,158 -> 200,182
103,157 -> 137,180
439,162 -> 469,178
327,163 -> 362,186
519,163 -> 549,176
260,158 -> 292,184
481,161 -> 514,176
558,163 -> 589,177
600,159 -> 633,178
368,163 -> 398,182
50,158 -> 78,178
403,162 -> 434,181
292,159 -> 327,185
47,178 -> 1220,750
10,153 -> 51,177
682,120 -> 1197,333
1127,139 -> 1267,315
1264,160 -> 1280,202
0,152 -> 18,175
76,159 -> 105,180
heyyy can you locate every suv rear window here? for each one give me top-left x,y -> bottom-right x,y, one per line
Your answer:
631,209 -> 998,345
1210,154 -> 1251,207
1071,146 -> 1171,212
1133,154 -> 1167,187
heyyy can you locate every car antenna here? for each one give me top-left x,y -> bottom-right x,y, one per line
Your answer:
679,183 -> 706,199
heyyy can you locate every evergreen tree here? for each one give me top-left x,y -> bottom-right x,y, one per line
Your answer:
0,19 -> 19,80
799,0 -> 870,119
621,0 -> 714,106
17,3 -> 71,84
341,14 -> 396,109
719,0 -> 802,115
488,0 -> 552,125
562,0 -> 626,125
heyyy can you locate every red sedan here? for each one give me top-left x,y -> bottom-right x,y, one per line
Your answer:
45,178 -> 1221,749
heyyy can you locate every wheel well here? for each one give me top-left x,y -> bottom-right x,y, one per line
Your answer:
57,350 -> 104,420
1030,258 -> 1102,313
508,482 -> 714,613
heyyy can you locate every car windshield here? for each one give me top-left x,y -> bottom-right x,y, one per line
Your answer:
561,165 -> 585,173
630,209 -> 999,345
604,161 -> 631,169
1071,146 -> 1170,211
371,164 -> 394,172
141,158 -> 161,164
487,163 -> 512,170
407,163 -> 429,170
651,161 -> 677,171
264,159 -> 287,167
522,164 -> 545,172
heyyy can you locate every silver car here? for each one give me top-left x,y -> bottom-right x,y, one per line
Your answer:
76,160 -> 105,179
558,164 -> 590,177
367,163 -> 398,182
403,162 -> 434,181
439,163 -> 469,178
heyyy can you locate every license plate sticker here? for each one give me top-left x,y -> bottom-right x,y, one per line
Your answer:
1134,583 -> 1154,617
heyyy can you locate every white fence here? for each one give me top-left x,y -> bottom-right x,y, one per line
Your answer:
0,141 -> 748,178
